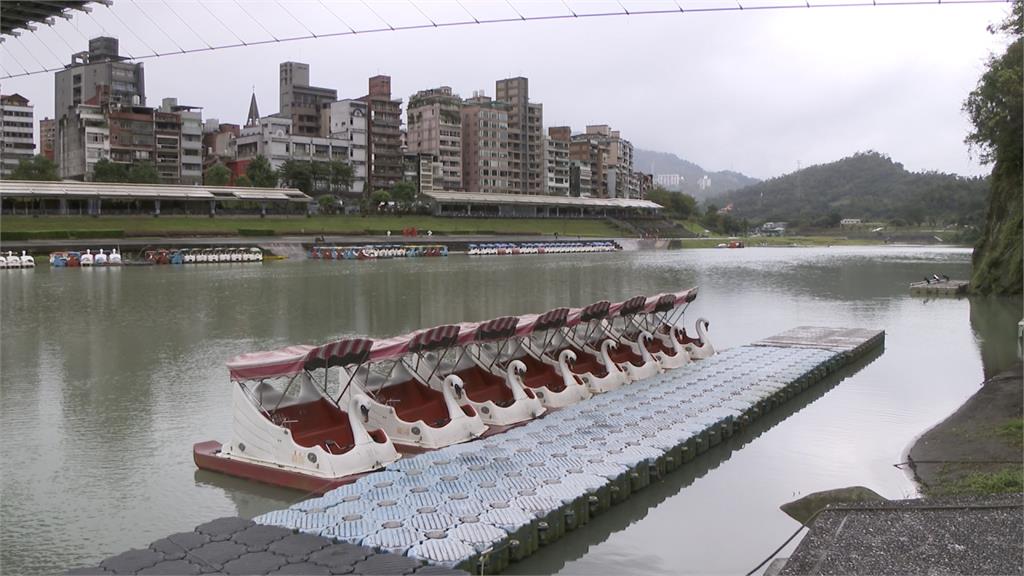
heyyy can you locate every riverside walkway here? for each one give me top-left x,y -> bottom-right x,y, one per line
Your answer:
70,326 -> 884,575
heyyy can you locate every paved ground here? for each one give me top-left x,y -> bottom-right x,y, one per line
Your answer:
66,517 -> 466,575
779,494 -> 1024,575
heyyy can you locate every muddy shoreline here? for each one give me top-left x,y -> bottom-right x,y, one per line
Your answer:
908,361 -> 1023,494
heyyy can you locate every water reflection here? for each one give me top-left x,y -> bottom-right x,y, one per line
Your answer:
968,297 -> 1023,378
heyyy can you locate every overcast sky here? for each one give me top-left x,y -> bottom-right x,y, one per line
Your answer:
1,0 -> 1012,179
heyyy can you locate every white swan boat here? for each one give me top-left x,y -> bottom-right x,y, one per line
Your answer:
196,339 -> 401,492
511,307 -> 594,408
335,326 -> 488,451
412,317 -> 546,427
80,249 -> 94,267
630,291 -> 696,370
547,301 -> 629,394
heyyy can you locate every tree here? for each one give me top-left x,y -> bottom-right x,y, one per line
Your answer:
204,164 -> 231,186
7,155 -> 58,181
965,0 -> 1023,294
329,160 -> 353,194
278,159 -> 313,193
126,162 -> 159,184
390,181 -> 417,205
645,186 -> 698,219
246,155 -> 278,188
92,158 -> 129,183
370,189 -> 391,210
235,174 -> 253,187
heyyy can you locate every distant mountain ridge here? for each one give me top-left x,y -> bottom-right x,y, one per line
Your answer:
712,151 -> 989,225
633,148 -> 760,199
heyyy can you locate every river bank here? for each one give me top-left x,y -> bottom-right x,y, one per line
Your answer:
907,362 -> 1023,496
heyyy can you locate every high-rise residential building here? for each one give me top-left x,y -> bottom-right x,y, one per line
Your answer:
543,126 -> 570,196
570,125 -> 635,198
569,159 -> 593,197
461,93 -> 510,194
0,94 -> 35,177
569,134 -> 606,197
279,62 -> 337,137
406,87 -> 462,191
159,98 -> 202,185
55,37 -> 145,117
40,118 -> 56,161
58,104 -> 109,180
360,75 -> 403,192
653,173 -> 683,190
403,151 -> 442,195
322,99 -> 368,195
233,96 -> 358,195
495,77 -> 544,194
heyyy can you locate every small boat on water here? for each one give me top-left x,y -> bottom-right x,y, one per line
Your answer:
468,241 -> 618,256
80,249 -> 94,267
49,248 -> 122,267
310,244 -> 449,260
195,339 -> 401,493
144,247 -> 264,265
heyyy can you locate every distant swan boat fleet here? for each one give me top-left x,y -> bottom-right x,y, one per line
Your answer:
0,250 -> 37,268
194,287 -> 714,492
468,241 -> 618,256
48,249 -> 122,267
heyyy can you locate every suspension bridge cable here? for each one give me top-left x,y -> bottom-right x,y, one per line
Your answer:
240,0 -> 282,41
0,0 -> 1010,80
134,1 -> 187,53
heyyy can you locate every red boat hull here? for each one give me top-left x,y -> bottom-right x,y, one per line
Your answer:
193,440 -> 371,495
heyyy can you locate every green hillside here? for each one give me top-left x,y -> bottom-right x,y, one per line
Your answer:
714,151 -> 989,227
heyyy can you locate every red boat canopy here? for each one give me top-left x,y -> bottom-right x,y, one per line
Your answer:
226,287 -> 699,380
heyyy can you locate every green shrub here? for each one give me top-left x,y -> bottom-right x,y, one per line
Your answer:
238,228 -> 274,236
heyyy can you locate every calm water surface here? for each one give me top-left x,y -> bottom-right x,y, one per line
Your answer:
1,246 -> 1019,575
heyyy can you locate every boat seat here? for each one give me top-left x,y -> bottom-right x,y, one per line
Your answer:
608,345 -> 646,367
454,367 -> 514,406
568,348 -> 610,377
271,399 -> 356,454
516,355 -> 567,392
373,379 -> 453,429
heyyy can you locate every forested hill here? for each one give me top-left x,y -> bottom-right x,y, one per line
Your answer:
633,148 -> 759,199
713,151 -> 990,226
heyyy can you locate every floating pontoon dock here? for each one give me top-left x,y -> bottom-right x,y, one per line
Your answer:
73,326 -> 884,575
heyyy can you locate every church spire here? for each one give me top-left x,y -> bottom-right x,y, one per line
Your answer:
246,92 -> 260,127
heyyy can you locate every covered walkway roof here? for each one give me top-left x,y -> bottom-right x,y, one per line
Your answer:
0,180 -> 312,203
424,190 -> 661,210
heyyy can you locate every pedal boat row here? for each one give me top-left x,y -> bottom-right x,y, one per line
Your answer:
1,250 -> 37,268
468,241 -> 618,256
49,249 -> 122,267
145,247 -> 264,264
194,288 -> 714,493
310,244 -> 449,260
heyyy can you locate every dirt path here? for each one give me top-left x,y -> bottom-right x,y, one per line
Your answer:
908,362 -> 1023,495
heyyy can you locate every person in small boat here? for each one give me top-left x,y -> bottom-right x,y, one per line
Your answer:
932,274 -> 942,282
924,276 -> 932,284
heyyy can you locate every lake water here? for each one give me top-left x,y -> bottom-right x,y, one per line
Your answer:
1,246 -> 1019,575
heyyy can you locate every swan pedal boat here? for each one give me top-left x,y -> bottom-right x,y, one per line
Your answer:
195,339 -> 401,493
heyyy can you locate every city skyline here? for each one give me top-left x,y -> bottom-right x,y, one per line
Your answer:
0,1 -> 1012,180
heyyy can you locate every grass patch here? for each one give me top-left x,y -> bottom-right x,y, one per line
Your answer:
996,419 -> 1023,449
926,465 -> 1024,497
0,215 -> 620,239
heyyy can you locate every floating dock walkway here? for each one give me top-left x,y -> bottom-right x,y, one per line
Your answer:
73,326 -> 883,575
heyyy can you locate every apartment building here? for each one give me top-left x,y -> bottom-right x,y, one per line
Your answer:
461,93 -> 510,194
40,118 -> 56,161
159,98 -> 202,185
495,77 -> 543,194
569,160 -> 593,197
58,104 -> 108,180
570,124 -> 635,198
279,62 -> 337,137
360,75 -> 403,192
202,119 -> 240,168
0,94 -> 35,177
543,126 -> 570,196
406,86 -> 462,191
322,99 -> 368,195
232,105 -> 356,194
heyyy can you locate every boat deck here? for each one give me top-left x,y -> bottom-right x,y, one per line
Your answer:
72,326 -> 884,575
